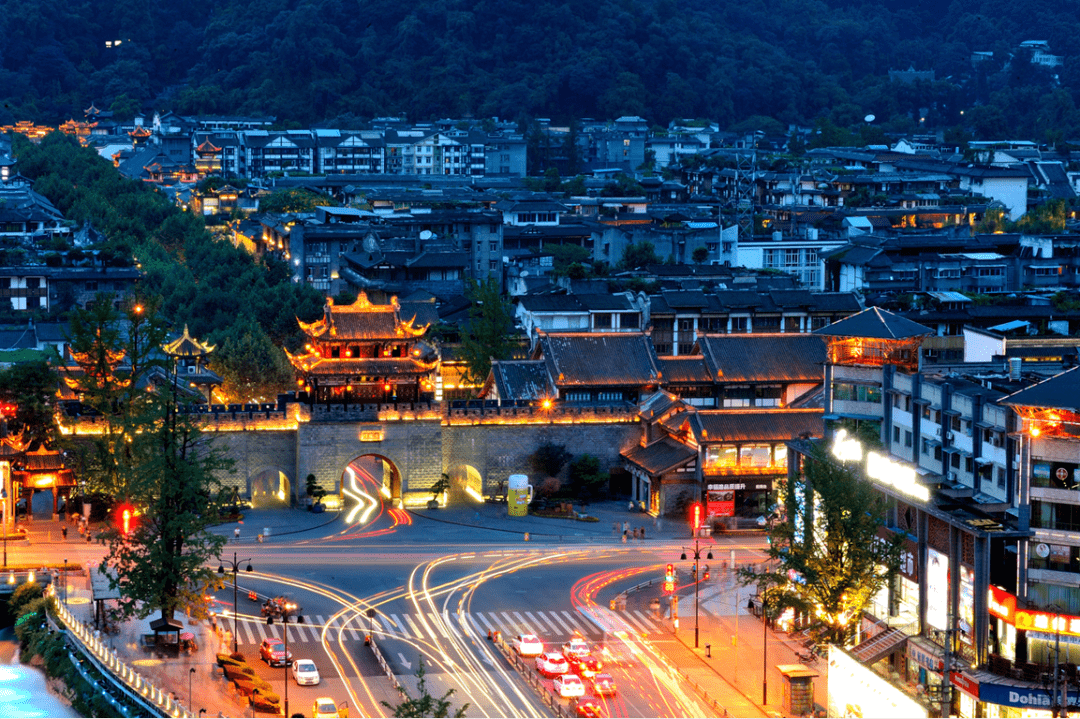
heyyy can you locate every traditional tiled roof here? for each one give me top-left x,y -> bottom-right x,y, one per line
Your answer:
297,293 -> 428,341
163,325 -> 215,358
685,409 -> 824,443
487,360 -> 552,400
622,436 -> 697,475
290,357 -> 436,377
637,390 -> 684,421
1001,367 -> 1080,412
813,306 -> 932,340
696,333 -> 825,383
20,446 -> 66,470
658,356 -> 713,384
537,332 -> 659,388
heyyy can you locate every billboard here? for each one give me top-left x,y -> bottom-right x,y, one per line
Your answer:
926,548 -> 949,631
827,646 -> 928,718
707,489 -> 735,517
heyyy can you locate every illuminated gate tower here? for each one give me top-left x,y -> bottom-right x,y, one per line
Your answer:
286,293 -> 439,404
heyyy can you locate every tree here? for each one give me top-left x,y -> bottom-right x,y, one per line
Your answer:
0,359 -> 60,450
305,473 -> 326,505
209,321 -> 295,404
382,657 -> 468,718
530,442 -> 571,478
568,453 -> 607,501
619,241 -> 660,270
691,246 -> 709,264
430,472 -> 451,501
458,278 -> 517,390
739,445 -> 902,647
258,188 -> 337,213
66,299 -> 230,625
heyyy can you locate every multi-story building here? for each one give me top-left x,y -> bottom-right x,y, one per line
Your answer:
515,292 -> 647,348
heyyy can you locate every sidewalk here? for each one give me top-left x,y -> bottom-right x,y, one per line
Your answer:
627,574 -> 828,718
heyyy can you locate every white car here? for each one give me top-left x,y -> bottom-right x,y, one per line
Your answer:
536,651 -> 569,677
554,673 -> 586,698
512,633 -> 544,657
562,637 -> 590,658
292,659 -> 320,685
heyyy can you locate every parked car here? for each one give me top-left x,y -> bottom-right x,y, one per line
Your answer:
592,673 -> 617,696
554,673 -> 585,698
259,638 -> 292,667
312,697 -> 338,718
576,700 -> 604,718
512,633 -> 544,657
535,651 -> 569,677
568,654 -> 601,677
292,659 -> 321,685
562,637 -> 590,658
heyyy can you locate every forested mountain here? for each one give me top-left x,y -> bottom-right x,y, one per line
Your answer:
3,0 -> 1080,138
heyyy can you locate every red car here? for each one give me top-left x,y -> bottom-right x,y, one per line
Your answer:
259,638 -> 292,667
592,673 -> 617,696
577,701 -> 603,718
568,654 -> 602,677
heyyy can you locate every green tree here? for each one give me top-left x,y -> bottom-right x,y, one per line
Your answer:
619,241 -> 660,270
0,359 -> 60,449
530,442 -> 571,478
568,453 -> 607,500
740,445 -> 902,647
382,657 -> 468,718
458,278 -> 517,389
691,246 -> 709,264
258,188 -> 337,213
431,472 -> 451,500
209,321 -> 295,404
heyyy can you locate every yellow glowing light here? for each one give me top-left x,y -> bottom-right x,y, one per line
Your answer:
465,486 -> 484,502
542,399 -> 552,410
1031,425 -> 1041,437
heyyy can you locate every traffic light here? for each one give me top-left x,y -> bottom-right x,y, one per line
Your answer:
115,504 -> 136,536
663,563 -> 675,593
703,565 -> 710,581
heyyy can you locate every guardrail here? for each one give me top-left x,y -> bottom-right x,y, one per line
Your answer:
368,637 -> 408,699
50,586 -> 184,718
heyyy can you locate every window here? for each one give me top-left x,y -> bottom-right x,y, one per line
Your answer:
755,385 -> 782,407
731,317 -> 749,332
489,241 -> 498,252
621,313 -> 639,329
893,426 -> 901,443
832,383 -> 882,403
905,430 -> 913,448
723,386 -> 752,408
597,391 -> 623,402
997,467 -> 1005,487
785,249 -> 801,267
85,280 -> 98,291
594,313 -> 613,329
706,446 -> 738,468
489,261 -> 498,271
1032,501 -> 1080,532
739,444 -> 772,468
564,392 -> 591,402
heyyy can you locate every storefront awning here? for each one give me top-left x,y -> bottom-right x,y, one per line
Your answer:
849,627 -> 909,666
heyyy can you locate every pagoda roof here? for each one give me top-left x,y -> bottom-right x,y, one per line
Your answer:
286,355 -> 437,377
129,126 -> 152,138
196,139 -> 222,153
19,445 -> 66,471
297,293 -> 429,341
163,325 -> 215,358
813,306 -> 932,340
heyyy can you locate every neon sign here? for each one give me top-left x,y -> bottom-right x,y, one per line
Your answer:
830,429 -> 930,501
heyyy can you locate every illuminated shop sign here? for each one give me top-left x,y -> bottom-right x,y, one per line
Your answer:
1014,608 -> 1080,638
988,585 -> 1015,623
831,429 -> 929,501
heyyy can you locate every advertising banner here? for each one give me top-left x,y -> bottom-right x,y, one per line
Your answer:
707,489 -> 735,517
827,646 -> 928,718
979,682 -> 1079,709
926,548 -> 949,631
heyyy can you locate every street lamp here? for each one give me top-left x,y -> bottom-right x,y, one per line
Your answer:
62,558 -> 67,603
680,540 -> 713,649
188,667 -> 195,713
267,602 -> 304,718
217,552 -> 253,653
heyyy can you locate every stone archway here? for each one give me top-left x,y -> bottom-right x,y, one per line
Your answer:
249,468 -> 292,508
448,464 -> 484,503
342,454 -> 401,514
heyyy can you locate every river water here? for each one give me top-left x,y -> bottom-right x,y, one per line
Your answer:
0,629 -> 80,718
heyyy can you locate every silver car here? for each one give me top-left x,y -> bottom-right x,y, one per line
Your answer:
291,659 -> 321,686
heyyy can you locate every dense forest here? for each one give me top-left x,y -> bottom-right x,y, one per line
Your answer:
2,0 -> 1080,139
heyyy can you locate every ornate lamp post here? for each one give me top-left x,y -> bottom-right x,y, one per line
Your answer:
217,553 -> 252,653
268,602 -> 304,718
680,540 -> 713,649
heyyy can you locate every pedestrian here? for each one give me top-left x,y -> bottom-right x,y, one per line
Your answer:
628,501 -> 634,512
622,521 -> 629,534
641,526 -> 646,540
86,531 -> 91,544
622,530 -> 628,543
233,527 -> 240,541
62,526 -> 67,540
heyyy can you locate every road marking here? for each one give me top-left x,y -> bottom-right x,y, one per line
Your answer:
485,612 -> 503,631
532,611 -> 561,635
499,611 -> 517,631
621,611 -> 651,633
346,622 -> 363,641
426,613 -> 450,639
547,611 -> 577,635
473,612 -> 496,634
444,612 -> 464,639
512,611 -> 530,633
565,610 -> 602,636
388,614 -> 407,638
403,614 -> 423,638
632,610 -> 657,628
466,613 -> 486,636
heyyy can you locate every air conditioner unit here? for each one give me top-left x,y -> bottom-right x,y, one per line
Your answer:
935,427 -> 942,437
187,365 -> 199,374
946,431 -> 955,442
947,471 -> 957,481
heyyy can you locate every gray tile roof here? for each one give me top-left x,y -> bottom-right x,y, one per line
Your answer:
696,333 -> 826,383
687,408 -> 824,443
1001,367 -> 1080,412
538,332 -> 659,387
813,307 -> 932,340
622,436 -> 698,475
489,360 -> 552,400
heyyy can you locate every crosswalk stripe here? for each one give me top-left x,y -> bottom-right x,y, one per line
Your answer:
547,611 -> 576,635
403,614 -> 423,638
565,611 -> 600,636
621,611 -> 650,633
347,623 -> 363,641
499,611 -> 517,631
238,620 -> 254,644
313,615 -> 327,629
512,611 -> 530,633
448,613 -> 466,638
467,613 -> 486,636
486,612 -> 503,631
426,613 -> 450,639
525,611 -> 550,635
534,612 -> 562,635
389,614 -> 408,639
632,610 -> 657,628
474,612 -> 495,634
